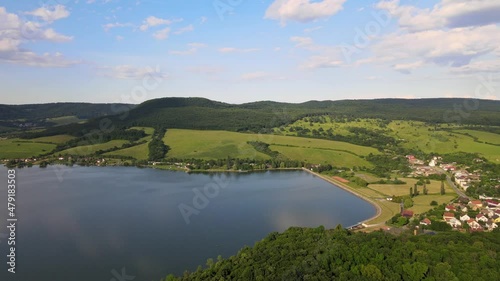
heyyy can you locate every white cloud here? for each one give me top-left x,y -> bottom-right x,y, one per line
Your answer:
27,5 -> 70,23
393,61 -> 423,74
115,35 -> 124,41
376,0 -> 500,32
139,16 -> 175,31
153,27 -> 170,40
98,65 -> 169,79
102,22 -> 133,32
218,47 -> 260,53
0,51 -> 80,67
289,36 -> 345,69
290,36 -> 313,47
304,26 -> 323,33
38,28 -> 73,42
0,7 -> 76,67
169,43 -> 206,55
173,24 -> 194,35
300,56 -> 343,69
369,25 -> 500,68
451,60 -> 500,74
265,0 -> 346,25
200,16 -> 208,24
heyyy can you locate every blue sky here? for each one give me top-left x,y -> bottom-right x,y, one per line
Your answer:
0,0 -> 499,104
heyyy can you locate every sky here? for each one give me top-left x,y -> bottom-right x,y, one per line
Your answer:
0,0 -> 499,104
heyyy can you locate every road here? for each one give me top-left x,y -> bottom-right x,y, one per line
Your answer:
431,166 -> 470,199
446,175 -> 469,199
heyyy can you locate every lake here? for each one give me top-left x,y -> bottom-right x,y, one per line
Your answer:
0,166 -> 375,281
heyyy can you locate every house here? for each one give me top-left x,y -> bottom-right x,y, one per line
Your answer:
401,210 -> 414,218
443,212 -> 455,220
457,205 -> 468,212
446,217 -> 462,228
445,205 -> 456,212
460,214 -> 471,222
468,200 -> 483,210
485,199 -> 500,208
467,220 -> 483,231
420,218 -> 431,226
493,215 -> 500,223
481,209 -> 494,218
476,214 -> 488,222
485,221 -> 498,231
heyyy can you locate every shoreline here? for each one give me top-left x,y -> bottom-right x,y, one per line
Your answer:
301,168 -> 383,227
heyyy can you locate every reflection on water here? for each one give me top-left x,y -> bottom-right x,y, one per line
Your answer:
0,166 -> 375,281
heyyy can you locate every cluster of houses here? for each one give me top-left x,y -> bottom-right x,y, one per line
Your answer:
420,198 -> 500,232
406,155 -> 439,177
453,170 -> 481,191
405,155 -> 484,192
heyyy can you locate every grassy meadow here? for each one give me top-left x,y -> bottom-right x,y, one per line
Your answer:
368,178 -> 453,197
31,135 -> 76,144
163,129 -> 378,167
0,138 -> 56,159
58,140 -> 129,156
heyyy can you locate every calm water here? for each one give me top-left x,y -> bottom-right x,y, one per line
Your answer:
0,166 -> 375,281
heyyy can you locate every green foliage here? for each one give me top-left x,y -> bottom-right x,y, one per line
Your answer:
165,227 -> 500,280
247,141 -> 283,159
148,128 -> 169,161
404,198 -> 414,208
430,200 -> 438,206
366,154 -> 412,178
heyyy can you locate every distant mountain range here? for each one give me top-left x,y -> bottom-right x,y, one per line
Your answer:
2,97 -> 499,136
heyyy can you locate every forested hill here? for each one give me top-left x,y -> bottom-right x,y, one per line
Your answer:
0,102 -> 133,120
164,226 -> 500,281
8,97 -> 500,137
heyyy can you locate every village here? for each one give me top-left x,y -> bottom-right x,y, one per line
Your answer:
402,154 -> 500,232
418,197 -> 500,232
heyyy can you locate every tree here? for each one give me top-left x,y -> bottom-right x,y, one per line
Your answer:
404,198 -> 414,208
410,187 -> 413,197
423,183 -> 428,195
414,184 -> 418,197
441,181 -> 445,195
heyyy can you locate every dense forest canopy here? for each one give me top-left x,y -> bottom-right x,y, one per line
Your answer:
164,226 -> 500,281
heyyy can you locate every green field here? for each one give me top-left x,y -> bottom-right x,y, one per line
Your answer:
163,129 -> 378,166
409,194 -> 457,214
58,140 -> 129,156
46,115 -> 84,126
104,142 -> 150,160
368,178 -> 452,197
453,129 -> 500,145
270,145 -> 373,168
31,135 -> 75,144
0,138 -> 56,159
164,129 -> 271,160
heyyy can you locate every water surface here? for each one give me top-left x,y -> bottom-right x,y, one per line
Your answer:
0,166 -> 375,281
